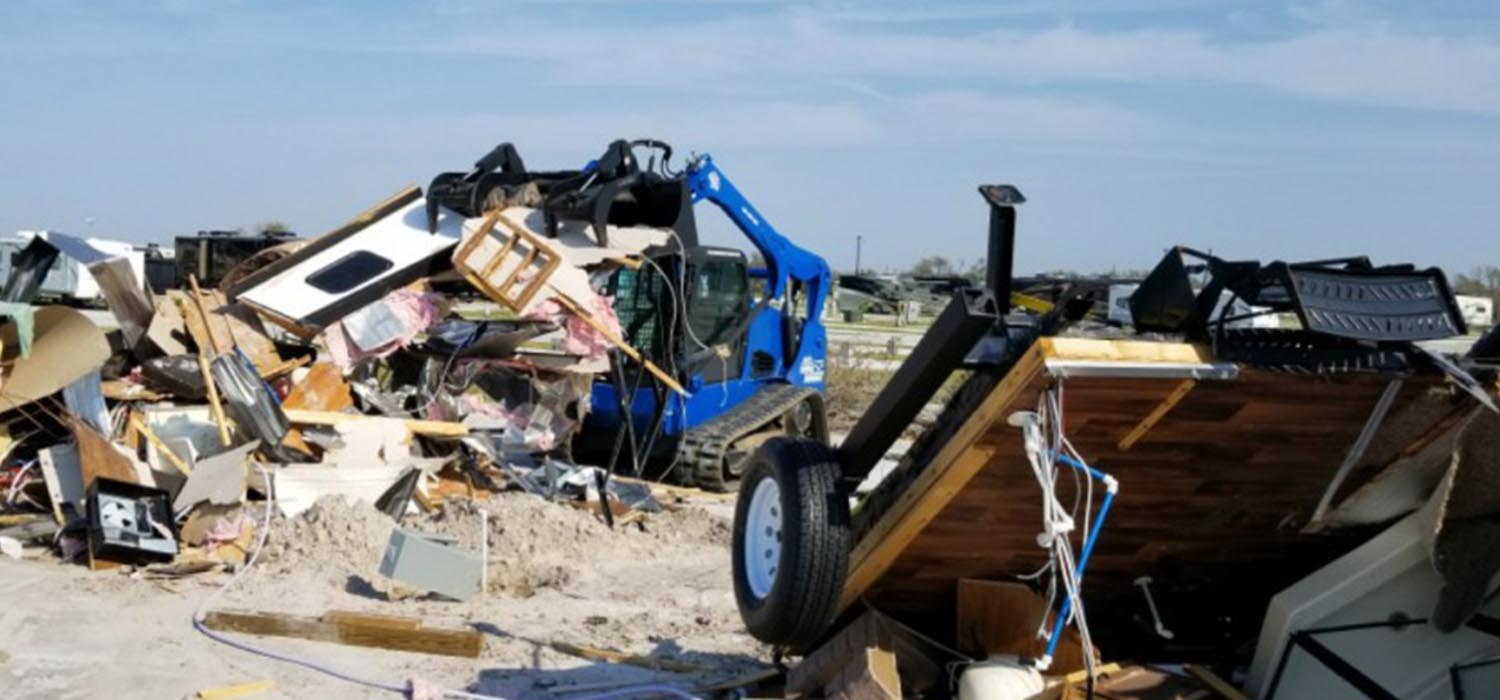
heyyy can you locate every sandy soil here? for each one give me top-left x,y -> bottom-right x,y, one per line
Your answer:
0,492 -> 768,700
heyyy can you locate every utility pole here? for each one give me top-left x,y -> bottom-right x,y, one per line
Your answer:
855,235 -> 863,275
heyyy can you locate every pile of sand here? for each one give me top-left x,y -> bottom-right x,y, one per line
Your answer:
258,496 -> 396,588
255,492 -> 731,598
414,493 -> 731,596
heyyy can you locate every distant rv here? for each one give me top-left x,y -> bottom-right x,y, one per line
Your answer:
1456,294 -> 1495,330
0,231 -> 147,304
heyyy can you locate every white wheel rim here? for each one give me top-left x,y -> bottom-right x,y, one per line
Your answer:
744,477 -> 784,600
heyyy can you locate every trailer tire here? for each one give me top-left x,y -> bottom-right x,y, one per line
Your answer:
732,436 -> 849,651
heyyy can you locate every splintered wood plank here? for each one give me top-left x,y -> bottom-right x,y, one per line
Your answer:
1039,337 -> 1214,364
172,285 -> 282,374
282,409 -> 467,437
201,609 -> 483,658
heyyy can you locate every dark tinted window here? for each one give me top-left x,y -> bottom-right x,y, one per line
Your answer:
613,264 -> 670,358
305,250 -> 393,294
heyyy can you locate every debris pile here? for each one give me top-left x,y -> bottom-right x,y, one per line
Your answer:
0,146 -> 781,699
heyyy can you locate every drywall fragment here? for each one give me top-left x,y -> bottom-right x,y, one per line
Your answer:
37,443 -> 84,522
272,464 -> 412,518
172,441 -> 259,512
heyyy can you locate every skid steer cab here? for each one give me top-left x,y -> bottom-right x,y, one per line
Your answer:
427,139 -> 832,491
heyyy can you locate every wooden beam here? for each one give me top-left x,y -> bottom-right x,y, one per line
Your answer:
1038,337 -> 1214,364
282,409 -> 468,438
840,342 -> 1047,610
201,609 -> 483,658
1117,378 -> 1197,451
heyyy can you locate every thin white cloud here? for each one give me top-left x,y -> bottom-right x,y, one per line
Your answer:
394,13 -> 1500,115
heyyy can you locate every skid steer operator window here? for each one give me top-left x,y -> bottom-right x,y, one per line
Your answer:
612,263 -> 671,359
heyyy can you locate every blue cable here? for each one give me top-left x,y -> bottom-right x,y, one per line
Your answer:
1041,453 -> 1117,666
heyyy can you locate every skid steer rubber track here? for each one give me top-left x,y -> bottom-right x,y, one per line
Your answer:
679,383 -> 825,493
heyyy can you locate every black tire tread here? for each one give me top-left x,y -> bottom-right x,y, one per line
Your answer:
732,436 -> 849,651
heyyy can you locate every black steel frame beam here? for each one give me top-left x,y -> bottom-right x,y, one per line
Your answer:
834,184 -> 1021,486
835,288 -> 998,485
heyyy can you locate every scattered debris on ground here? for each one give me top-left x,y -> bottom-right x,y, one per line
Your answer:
0,140 -> 794,700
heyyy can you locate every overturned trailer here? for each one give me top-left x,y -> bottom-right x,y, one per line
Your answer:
731,185 -> 1500,699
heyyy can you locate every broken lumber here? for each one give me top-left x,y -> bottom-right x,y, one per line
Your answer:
196,679 -> 275,700
129,414 -> 192,476
201,609 -> 483,658
282,409 -> 468,437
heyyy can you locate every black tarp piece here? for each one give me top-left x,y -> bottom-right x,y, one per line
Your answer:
1,236 -> 61,303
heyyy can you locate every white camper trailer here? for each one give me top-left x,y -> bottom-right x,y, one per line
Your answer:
1456,294 -> 1495,330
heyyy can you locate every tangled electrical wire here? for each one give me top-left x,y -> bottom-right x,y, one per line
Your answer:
1015,383 -> 1100,696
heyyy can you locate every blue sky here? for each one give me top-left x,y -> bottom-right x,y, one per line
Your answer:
2,0 -> 1499,276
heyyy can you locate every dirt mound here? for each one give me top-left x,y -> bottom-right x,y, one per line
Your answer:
258,496 -> 395,587
412,492 -> 731,597
250,490 -> 730,599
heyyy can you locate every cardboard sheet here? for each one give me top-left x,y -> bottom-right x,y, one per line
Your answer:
0,306 -> 110,413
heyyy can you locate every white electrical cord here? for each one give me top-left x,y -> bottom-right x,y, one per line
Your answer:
656,229 -> 731,408
1015,385 -> 1098,681
193,463 -> 707,700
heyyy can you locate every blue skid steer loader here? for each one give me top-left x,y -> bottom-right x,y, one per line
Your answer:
428,139 -> 833,491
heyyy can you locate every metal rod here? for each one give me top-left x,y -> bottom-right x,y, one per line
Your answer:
1043,485 -> 1116,665
1311,378 -> 1404,523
